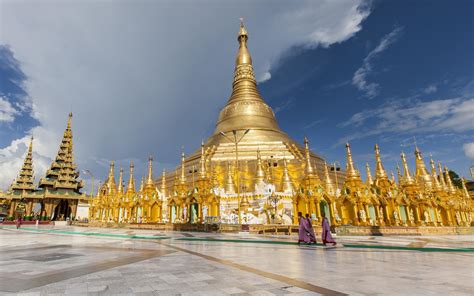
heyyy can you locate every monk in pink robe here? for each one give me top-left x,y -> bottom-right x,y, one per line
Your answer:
297,212 -> 311,244
305,214 -> 317,244
321,213 -> 336,246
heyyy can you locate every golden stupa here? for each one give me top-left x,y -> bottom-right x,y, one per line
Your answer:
85,21 -> 472,229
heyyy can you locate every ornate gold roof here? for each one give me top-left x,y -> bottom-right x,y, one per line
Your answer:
9,136 -> 36,192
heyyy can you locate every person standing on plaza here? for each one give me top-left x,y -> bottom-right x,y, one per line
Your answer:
321,212 -> 336,246
305,213 -> 317,244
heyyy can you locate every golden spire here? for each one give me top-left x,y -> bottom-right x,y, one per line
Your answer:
397,164 -> 402,185
255,149 -> 266,184
390,171 -> 396,183
345,143 -> 359,180
213,19 -> 281,136
106,161 -> 117,194
400,152 -> 414,185
126,162 -> 135,194
374,144 -> 388,180
365,163 -> 373,186
438,162 -> 448,191
117,167 -> 124,194
461,178 -> 470,198
9,136 -> 36,192
146,156 -> 154,188
199,141 -> 207,179
161,170 -> 167,197
225,161 -> 235,194
429,156 -> 441,191
180,152 -> 187,185
280,158 -> 294,193
444,166 -> 456,194
414,146 -> 432,189
139,177 -> 144,192
304,137 -> 315,177
323,162 -> 334,194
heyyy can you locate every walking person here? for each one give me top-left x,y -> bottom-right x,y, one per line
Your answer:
305,213 -> 317,244
297,212 -> 311,245
321,212 -> 337,246
16,216 -> 22,229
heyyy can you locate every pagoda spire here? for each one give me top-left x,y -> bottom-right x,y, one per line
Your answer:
438,162 -> 448,191
400,152 -> 415,185
397,164 -> 402,185
117,167 -> 124,194
145,156 -> 155,189
161,170 -> 167,198
444,166 -> 456,194
323,162 -> 334,194
180,152 -> 187,185
345,143 -> 360,181
429,156 -> 442,191
106,161 -> 117,194
199,141 -> 207,179
366,163 -> 374,186
255,149 -> 265,184
280,158 -> 294,193
304,137 -> 316,177
374,144 -> 388,180
390,171 -> 396,183
126,162 -> 135,194
213,19 -> 281,135
461,178 -> 470,198
225,161 -> 235,194
39,113 -> 83,192
414,146 -> 432,189
9,136 -> 35,192
139,177 -> 144,192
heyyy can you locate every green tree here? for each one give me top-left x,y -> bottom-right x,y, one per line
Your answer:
448,170 -> 462,189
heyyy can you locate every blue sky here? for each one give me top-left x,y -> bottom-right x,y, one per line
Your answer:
0,0 -> 473,192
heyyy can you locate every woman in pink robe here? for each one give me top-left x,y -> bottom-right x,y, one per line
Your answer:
321,213 -> 336,246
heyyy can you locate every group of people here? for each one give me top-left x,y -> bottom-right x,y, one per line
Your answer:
298,212 -> 337,246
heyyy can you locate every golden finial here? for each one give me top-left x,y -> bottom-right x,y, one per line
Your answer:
345,143 -> 359,180
106,161 -> 117,194
225,161 -> 235,194
438,162 -> 447,190
180,151 -> 186,185
118,167 -> 124,194
374,144 -> 388,180
161,169 -> 166,197
400,152 -> 414,185
146,156 -> 154,187
67,112 -> 73,129
126,161 -> 135,194
365,163 -> 373,186
444,166 -> 456,194
323,161 -> 334,194
461,178 -> 470,198
429,156 -> 441,190
255,148 -> 265,184
304,137 -> 315,176
238,17 -> 248,39
280,158 -> 294,193
199,141 -> 207,179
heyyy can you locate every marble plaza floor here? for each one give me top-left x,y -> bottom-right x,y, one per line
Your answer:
0,226 -> 473,296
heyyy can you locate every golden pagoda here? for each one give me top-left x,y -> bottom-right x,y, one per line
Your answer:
1,113 -> 85,220
88,20 -> 472,228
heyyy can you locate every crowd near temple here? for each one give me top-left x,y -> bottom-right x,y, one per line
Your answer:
1,22 -> 472,230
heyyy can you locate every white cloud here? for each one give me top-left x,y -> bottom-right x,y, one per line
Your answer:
338,96 -> 474,145
0,0 -> 371,190
463,143 -> 474,159
258,72 -> 272,83
352,27 -> 403,98
423,84 -> 438,94
0,96 -> 19,122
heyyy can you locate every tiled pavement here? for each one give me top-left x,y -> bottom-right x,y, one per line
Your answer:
0,226 -> 472,295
